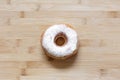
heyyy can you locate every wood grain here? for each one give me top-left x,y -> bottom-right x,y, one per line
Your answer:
0,0 -> 120,80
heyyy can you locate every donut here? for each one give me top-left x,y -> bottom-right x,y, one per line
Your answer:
41,24 -> 79,59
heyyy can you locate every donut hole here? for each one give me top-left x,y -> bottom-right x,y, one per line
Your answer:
54,33 -> 67,46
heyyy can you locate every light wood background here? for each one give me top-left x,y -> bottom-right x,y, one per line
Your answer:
0,0 -> 120,80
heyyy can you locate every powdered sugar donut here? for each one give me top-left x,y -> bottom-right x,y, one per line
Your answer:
41,24 -> 79,59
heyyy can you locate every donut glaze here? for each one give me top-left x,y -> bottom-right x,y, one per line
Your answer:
41,24 -> 79,59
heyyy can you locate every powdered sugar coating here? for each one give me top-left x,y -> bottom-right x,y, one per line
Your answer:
42,24 -> 78,58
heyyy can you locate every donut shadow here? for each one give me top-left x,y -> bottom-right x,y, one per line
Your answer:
47,53 -> 78,69
40,44 -> 79,69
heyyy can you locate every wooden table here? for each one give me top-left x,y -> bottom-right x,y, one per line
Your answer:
0,0 -> 120,80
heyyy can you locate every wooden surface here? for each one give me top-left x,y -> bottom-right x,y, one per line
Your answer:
0,0 -> 120,80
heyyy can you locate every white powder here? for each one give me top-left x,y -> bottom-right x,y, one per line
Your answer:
42,24 -> 78,58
